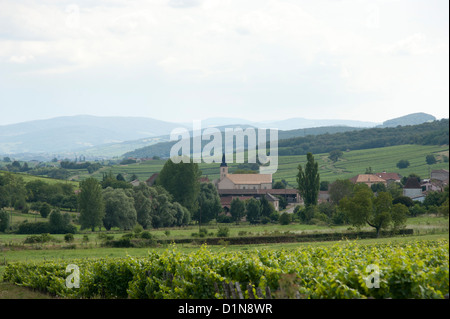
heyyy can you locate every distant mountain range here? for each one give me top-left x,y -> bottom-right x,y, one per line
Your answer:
0,112 -> 438,160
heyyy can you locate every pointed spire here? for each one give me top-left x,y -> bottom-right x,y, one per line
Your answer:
220,153 -> 227,167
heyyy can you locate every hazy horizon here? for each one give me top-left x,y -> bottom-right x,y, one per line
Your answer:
1,0 -> 448,126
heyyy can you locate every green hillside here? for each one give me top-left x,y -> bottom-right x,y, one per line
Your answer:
71,144 -> 449,187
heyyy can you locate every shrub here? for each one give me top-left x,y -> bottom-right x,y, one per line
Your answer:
64,233 -> 74,243
140,231 -> 153,239
279,213 -> 291,225
17,221 -> 51,234
216,226 -> 230,237
24,233 -> 54,244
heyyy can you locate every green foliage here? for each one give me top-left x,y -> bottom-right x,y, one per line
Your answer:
157,159 -> 201,214
328,149 -> 343,162
296,153 -> 320,207
396,159 -> 410,169
195,183 -> 222,224
0,209 -> 10,232
64,233 -> 74,243
328,179 -> 354,205
426,154 -> 437,165
78,177 -> 105,231
244,198 -> 260,224
3,240 -> 448,299
39,203 -> 51,218
102,187 -> 137,231
340,186 -> 408,237
216,226 -> 230,237
278,212 -> 291,225
230,198 -> 246,223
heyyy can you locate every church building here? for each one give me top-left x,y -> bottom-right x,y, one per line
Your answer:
216,154 -> 273,190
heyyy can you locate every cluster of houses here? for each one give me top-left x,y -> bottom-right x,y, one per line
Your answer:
136,158 -> 449,212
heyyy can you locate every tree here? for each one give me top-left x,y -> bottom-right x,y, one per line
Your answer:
49,209 -> 74,233
339,185 -> 407,237
279,212 -> 291,225
328,150 -> 343,162
157,159 -> 201,214
392,196 -> 414,208
391,203 -> 408,231
260,196 -> 275,221
339,184 -> 373,232
102,187 -> 137,231
273,181 -> 286,189
78,177 -> 105,231
328,179 -> 354,205
296,153 -> 320,207
230,198 -> 246,223
320,181 -> 329,191
371,182 -> 386,193
40,202 -> 51,218
245,198 -> 261,224
0,209 -> 9,232
133,190 -> 153,229
195,183 -> 222,224
396,159 -> 410,169
426,154 -> 437,165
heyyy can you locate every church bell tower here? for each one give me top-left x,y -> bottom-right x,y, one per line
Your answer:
220,153 -> 228,180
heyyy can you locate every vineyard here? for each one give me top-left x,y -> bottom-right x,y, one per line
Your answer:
2,239 -> 448,299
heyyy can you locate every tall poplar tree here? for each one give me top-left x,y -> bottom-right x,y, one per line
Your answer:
78,177 -> 105,231
296,152 -> 320,207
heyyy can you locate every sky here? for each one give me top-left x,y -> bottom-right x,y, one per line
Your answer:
0,0 -> 448,126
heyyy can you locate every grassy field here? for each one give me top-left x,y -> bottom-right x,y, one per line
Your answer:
66,144 -> 449,187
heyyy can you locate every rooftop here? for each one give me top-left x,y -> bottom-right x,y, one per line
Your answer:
225,173 -> 272,185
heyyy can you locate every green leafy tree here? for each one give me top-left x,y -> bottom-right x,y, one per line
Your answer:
102,187 -> 137,231
328,150 -> 343,162
78,177 -> 105,231
391,203 -> 409,231
396,159 -> 410,169
230,198 -> 246,223
245,198 -> 261,224
157,159 -> 201,214
0,209 -> 9,232
340,185 -> 407,237
195,183 -> 222,224
328,179 -> 354,205
39,202 -> 51,218
133,190 -> 153,229
426,154 -> 437,165
273,181 -> 286,189
296,153 -> 320,207
260,195 -> 275,219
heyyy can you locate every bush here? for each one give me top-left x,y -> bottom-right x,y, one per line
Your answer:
216,226 -> 230,237
140,231 -> 153,239
24,233 -> 54,244
279,213 -> 291,225
64,233 -> 74,243
396,159 -> 410,169
216,214 -> 232,223
17,221 -> 51,234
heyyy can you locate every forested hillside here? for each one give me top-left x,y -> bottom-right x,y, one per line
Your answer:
278,119 -> 448,156
124,119 -> 448,159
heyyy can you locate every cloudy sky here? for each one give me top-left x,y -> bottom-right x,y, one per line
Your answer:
0,0 -> 448,126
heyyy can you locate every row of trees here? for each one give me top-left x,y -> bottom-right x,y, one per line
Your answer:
229,196 -> 277,224
78,178 -> 192,231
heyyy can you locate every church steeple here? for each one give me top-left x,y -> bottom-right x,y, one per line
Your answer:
220,153 -> 228,180
220,153 -> 227,167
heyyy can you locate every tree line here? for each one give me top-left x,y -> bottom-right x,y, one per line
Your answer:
278,119 -> 449,156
